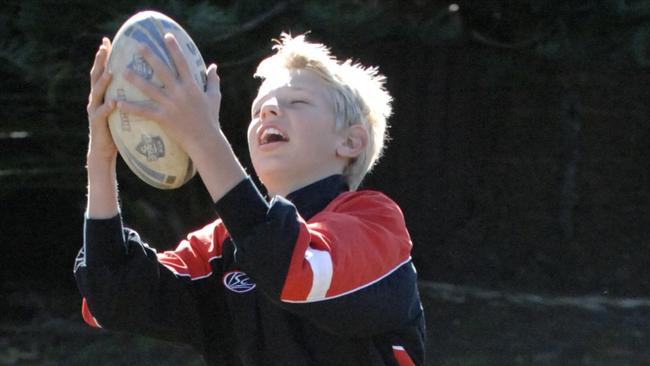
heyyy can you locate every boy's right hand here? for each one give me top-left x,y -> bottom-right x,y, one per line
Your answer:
86,37 -> 117,163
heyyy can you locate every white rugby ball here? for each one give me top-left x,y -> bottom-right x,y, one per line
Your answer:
106,11 -> 206,189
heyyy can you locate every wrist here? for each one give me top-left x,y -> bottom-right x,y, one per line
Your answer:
187,129 -> 247,202
182,125 -> 222,158
188,129 -> 235,172
86,151 -> 117,171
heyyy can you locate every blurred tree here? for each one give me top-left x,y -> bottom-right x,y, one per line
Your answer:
1,0 -> 649,293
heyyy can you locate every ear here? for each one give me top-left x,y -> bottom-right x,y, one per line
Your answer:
336,124 -> 368,159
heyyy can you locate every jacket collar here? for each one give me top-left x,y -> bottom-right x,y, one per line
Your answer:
285,175 -> 349,220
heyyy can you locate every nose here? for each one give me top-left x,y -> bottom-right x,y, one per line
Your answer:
260,97 -> 280,120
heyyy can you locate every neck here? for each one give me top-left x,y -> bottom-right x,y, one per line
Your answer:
265,178 -> 316,198
264,172 -> 340,198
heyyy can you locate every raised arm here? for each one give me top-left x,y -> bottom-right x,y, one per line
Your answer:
85,37 -> 119,219
76,38 -> 209,348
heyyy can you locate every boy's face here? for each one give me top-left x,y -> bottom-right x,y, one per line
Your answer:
248,68 -> 347,195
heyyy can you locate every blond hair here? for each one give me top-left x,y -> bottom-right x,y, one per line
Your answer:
254,33 -> 392,190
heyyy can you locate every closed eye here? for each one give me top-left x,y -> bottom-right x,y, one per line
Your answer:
291,100 -> 308,105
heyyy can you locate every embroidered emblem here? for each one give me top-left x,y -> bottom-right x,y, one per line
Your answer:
223,271 -> 256,293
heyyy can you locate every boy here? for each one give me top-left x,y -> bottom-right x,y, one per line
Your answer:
76,32 -> 426,365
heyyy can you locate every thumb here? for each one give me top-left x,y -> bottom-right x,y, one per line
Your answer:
206,63 -> 221,96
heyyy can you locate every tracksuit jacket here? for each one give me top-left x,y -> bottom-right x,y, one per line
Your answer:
74,174 -> 426,365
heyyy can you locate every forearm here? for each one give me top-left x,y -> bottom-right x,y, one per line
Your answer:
187,128 -> 248,203
86,153 -> 119,219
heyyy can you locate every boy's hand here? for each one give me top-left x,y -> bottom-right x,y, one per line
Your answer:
87,37 -> 118,163
118,33 -> 223,160
118,33 -> 246,202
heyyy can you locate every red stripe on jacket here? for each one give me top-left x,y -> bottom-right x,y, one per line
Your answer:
281,190 -> 413,302
157,220 -> 229,280
81,298 -> 101,328
392,345 -> 416,366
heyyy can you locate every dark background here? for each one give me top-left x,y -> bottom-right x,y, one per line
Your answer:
2,0 -> 650,365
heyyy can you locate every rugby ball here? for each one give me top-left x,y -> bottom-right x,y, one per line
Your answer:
106,11 -> 206,189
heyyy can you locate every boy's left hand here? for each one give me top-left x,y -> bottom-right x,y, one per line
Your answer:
118,33 -> 222,159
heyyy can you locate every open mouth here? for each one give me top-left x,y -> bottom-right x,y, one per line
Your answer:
259,127 -> 289,145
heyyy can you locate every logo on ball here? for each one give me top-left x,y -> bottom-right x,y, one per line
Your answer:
223,271 -> 256,293
136,135 -> 165,161
127,55 -> 154,80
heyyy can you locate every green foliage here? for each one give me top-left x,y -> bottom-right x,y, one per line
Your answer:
2,0 -> 650,294
632,26 -> 650,66
1,0 -> 647,126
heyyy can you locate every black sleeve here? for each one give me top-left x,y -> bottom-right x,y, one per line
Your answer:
213,178 -> 289,297
73,214 -> 204,347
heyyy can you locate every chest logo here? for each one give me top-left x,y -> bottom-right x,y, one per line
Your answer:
223,271 -> 256,293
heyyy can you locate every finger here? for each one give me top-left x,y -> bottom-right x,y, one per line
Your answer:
123,69 -> 168,104
88,71 -> 113,109
92,100 -> 117,123
89,44 -> 109,85
101,37 -> 112,70
91,38 -> 112,80
117,100 -> 163,124
137,43 -> 177,88
102,36 -> 112,51
164,33 -> 193,84
206,63 -> 221,96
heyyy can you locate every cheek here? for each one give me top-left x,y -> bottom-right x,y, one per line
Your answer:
246,122 -> 257,147
303,116 -> 339,150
